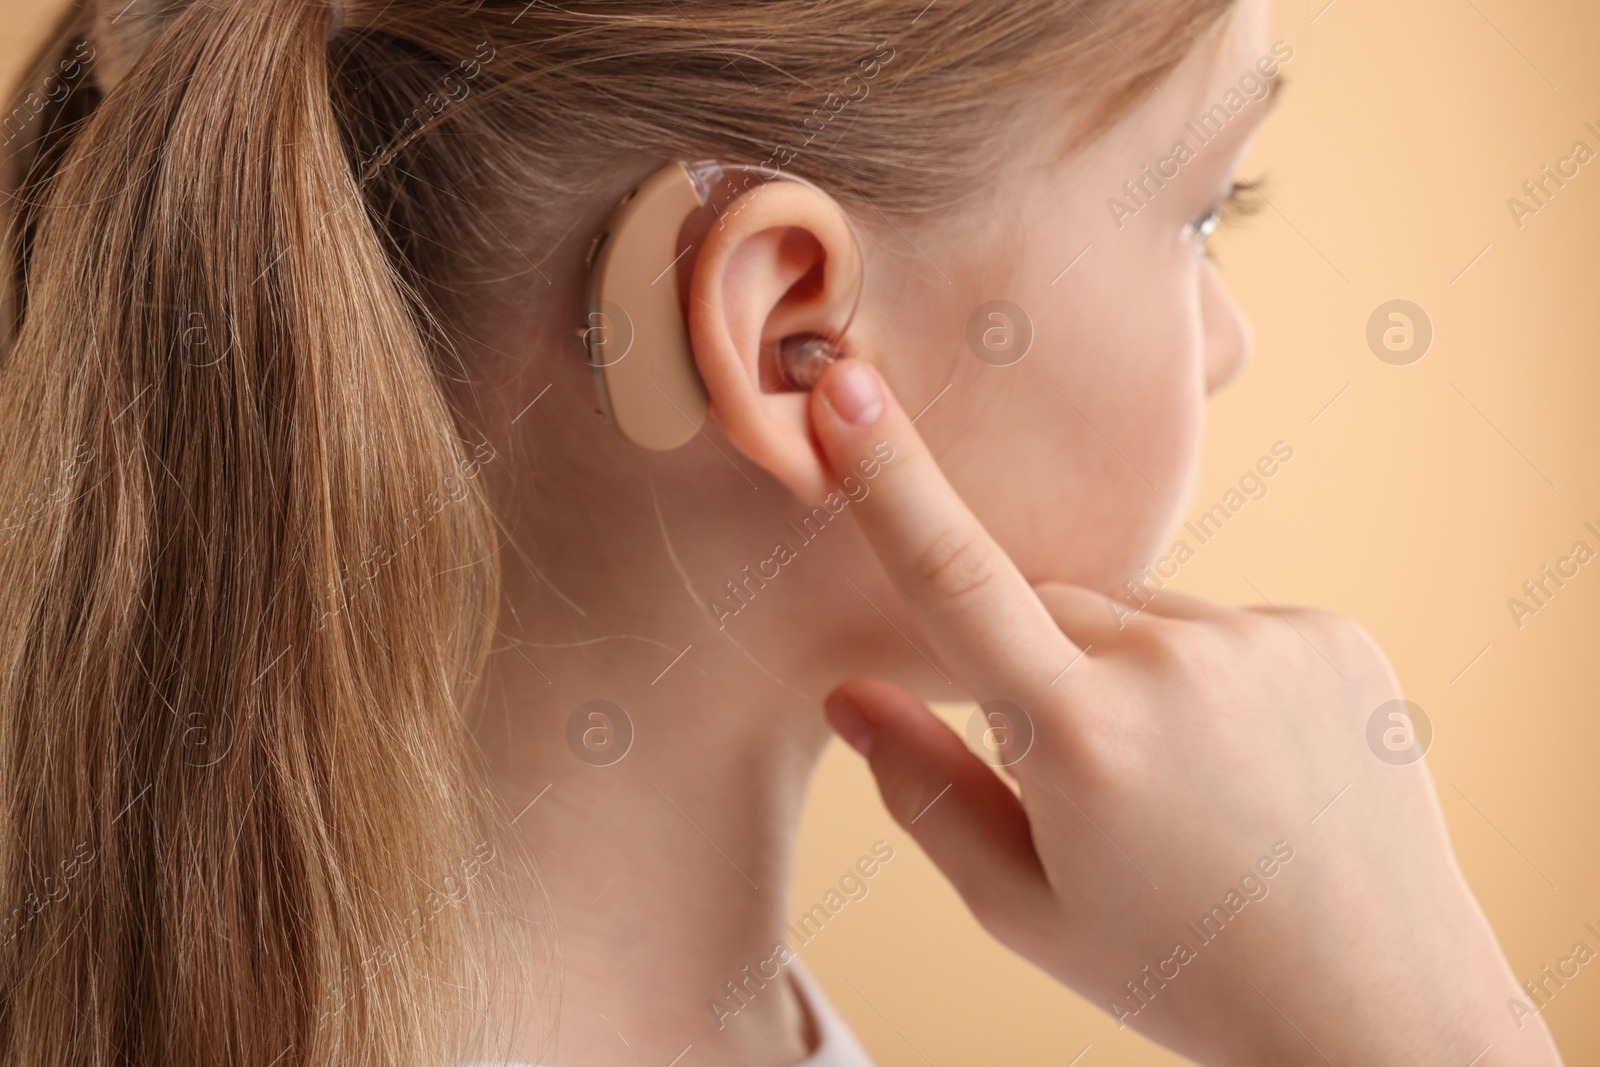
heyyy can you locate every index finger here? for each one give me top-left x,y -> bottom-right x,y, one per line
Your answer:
809,358 -> 1081,703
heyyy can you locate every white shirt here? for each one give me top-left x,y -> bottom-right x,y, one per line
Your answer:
783,954 -> 876,1066
463,954 -> 875,1067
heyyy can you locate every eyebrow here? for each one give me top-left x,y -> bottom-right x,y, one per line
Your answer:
1222,74 -> 1286,144
1192,72 -> 1285,155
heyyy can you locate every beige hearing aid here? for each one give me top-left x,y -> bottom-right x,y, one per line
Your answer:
582,160 -> 865,451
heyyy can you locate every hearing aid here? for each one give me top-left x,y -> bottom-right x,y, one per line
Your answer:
581,160 -> 866,450
773,333 -> 840,390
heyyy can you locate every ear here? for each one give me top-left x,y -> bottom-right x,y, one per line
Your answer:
685,180 -> 863,505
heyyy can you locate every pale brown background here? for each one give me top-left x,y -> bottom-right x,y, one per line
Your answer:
6,0 -> 1596,1063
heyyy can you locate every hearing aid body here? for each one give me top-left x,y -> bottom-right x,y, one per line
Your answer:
582,162 -> 708,451
582,160 -> 864,451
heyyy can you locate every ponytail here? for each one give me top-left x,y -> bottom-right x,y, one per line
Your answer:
0,1 -> 535,1063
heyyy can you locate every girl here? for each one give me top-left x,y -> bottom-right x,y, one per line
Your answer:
0,0 -> 1561,1064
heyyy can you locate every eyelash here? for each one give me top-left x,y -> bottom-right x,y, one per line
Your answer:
1192,178 -> 1266,254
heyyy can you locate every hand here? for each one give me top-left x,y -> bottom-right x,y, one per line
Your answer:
807,360 -> 1563,1067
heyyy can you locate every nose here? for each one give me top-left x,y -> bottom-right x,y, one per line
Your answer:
1202,260 -> 1253,394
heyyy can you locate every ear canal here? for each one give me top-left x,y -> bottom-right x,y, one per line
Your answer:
776,333 -> 843,391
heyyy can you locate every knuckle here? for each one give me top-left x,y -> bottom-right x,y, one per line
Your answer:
1319,616 -> 1397,692
1241,603 -> 1337,651
1281,605 -> 1345,635
1242,606 -> 1398,696
907,527 -> 996,604
1282,608 -> 1384,662
1124,615 -> 1217,677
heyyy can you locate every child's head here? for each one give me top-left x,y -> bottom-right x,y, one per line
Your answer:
451,0 -> 1275,691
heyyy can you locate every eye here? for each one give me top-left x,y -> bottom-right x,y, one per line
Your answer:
1190,178 -> 1266,255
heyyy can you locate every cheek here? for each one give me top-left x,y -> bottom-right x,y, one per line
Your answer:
931,258 -> 1207,593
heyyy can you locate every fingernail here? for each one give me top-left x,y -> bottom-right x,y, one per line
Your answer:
825,693 -> 875,758
821,361 -> 884,426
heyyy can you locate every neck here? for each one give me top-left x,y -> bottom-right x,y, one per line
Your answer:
451,343 -> 915,1064
472,606 -> 831,1067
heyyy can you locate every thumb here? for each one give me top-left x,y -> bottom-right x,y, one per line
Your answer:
824,678 -> 1050,932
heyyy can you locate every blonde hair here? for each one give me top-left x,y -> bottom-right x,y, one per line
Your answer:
0,0 -> 1233,1063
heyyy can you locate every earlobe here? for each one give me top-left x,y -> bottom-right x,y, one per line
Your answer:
686,179 -> 865,505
